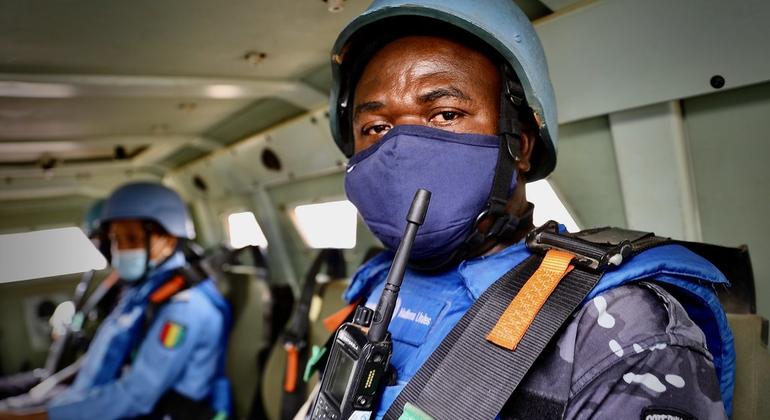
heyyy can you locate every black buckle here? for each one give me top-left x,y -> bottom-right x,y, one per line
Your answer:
282,330 -> 307,352
526,221 -> 633,271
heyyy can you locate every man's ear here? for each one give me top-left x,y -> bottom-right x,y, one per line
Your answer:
150,232 -> 178,262
516,130 -> 535,174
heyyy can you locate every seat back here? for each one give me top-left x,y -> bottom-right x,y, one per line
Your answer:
727,313 -> 770,420
260,278 -> 349,420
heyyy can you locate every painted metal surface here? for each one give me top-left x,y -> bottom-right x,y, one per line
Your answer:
609,102 -> 701,241
537,0 -> 770,123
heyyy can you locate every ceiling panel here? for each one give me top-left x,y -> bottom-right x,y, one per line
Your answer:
0,0 -> 371,79
205,97 -> 304,146
0,1 -> 549,79
0,0 -> 551,205
0,97 -> 252,140
157,145 -> 206,169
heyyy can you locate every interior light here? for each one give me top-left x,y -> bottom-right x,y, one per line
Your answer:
205,84 -> 244,99
527,180 -> 580,232
292,200 -> 357,249
227,211 -> 268,249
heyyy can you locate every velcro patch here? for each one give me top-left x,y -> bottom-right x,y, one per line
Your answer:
159,321 -> 186,349
641,406 -> 695,420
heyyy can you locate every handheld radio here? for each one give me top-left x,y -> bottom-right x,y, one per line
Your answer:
309,189 -> 431,420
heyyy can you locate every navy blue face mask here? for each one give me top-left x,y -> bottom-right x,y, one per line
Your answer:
345,125 -> 517,262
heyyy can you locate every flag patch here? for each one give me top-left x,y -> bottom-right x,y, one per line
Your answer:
159,321 -> 186,349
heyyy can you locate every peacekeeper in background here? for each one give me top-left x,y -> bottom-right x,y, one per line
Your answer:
1,182 -> 233,420
311,0 -> 736,419
0,199 -> 118,402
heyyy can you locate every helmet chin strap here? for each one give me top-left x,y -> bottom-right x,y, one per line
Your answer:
409,65 -> 533,272
136,222 -> 179,283
136,222 -> 153,283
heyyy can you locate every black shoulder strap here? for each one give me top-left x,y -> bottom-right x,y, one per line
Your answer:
385,222 -> 669,420
280,249 -> 347,420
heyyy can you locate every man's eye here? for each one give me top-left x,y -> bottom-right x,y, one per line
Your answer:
364,124 -> 391,135
431,111 -> 462,123
439,111 -> 458,121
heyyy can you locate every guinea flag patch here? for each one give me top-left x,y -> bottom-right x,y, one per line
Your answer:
159,321 -> 186,349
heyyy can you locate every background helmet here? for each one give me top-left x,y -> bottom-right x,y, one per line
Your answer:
82,199 -> 105,238
101,182 -> 195,239
329,0 -> 558,181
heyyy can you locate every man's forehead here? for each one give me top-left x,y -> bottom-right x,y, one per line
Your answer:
369,34 -> 487,62
354,35 -> 499,102
109,219 -> 143,233
358,35 -> 496,81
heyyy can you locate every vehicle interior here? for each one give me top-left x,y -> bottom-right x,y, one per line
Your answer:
0,0 -> 768,419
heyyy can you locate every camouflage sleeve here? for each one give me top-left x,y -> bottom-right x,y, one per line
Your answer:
564,282 -> 726,420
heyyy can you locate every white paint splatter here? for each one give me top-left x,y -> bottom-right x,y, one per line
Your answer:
623,372 -> 667,393
609,339 -> 624,357
648,343 -> 668,352
592,296 -> 616,329
665,374 -> 685,388
633,343 -> 644,353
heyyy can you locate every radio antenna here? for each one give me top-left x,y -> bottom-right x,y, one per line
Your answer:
367,189 -> 431,342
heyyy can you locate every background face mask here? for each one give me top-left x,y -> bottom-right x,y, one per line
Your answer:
112,249 -> 148,282
345,125 -> 516,261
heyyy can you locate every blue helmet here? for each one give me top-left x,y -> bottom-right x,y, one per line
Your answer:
329,0 -> 558,181
101,182 -> 195,239
82,199 -> 106,237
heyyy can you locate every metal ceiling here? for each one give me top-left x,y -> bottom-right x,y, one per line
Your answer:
0,0 -> 553,202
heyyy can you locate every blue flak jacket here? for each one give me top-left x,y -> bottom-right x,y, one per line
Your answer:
48,252 -> 232,420
344,232 -> 736,419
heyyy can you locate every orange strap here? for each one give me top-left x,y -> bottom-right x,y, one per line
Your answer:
149,275 -> 186,304
283,344 -> 299,392
322,301 -> 359,333
487,249 -> 575,350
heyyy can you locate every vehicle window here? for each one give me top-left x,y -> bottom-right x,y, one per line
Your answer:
528,180 -> 580,232
227,211 -> 269,248
292,200 -> 357,249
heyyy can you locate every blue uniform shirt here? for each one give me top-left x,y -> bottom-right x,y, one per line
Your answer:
48,253 -> 226,420
345,236 -> 733,419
